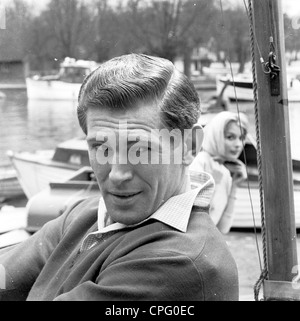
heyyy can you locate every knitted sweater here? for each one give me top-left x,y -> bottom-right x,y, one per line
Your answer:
0,197 -> 238,301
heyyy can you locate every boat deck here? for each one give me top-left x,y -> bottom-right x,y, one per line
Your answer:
233,181 -> 300,229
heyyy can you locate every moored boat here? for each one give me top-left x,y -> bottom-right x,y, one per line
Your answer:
7,137 -> 90,199
26,166 -> 100,232
26,57 -> 100,100
216,72 -> 300,102
0,165 -> 24,201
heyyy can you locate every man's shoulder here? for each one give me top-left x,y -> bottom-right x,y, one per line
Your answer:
128,208 -> 213,260
62,195 -> 100,231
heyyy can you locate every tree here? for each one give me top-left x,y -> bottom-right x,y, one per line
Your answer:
123,0 -> 218,76
41,0 -> 94,60
211,6 -> 250,73
0,0 -> 32,61
92,0 -> 126,62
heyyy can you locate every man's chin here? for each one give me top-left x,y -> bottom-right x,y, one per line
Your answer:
107,207 -> 150,226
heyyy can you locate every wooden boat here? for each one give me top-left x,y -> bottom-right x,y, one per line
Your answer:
202,62 -> 241,79
26,57 -> 99,100
26,166 -> 100,233
0,165 -> 24,201
0,205 -> 30,249
216,72 -> 300,102
7,137 -> 90,199
233,175 -> 300,229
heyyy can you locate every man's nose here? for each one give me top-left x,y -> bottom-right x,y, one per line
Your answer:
109,163 -> 133,185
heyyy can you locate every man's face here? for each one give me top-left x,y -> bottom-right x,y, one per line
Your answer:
86,101 -> 187,225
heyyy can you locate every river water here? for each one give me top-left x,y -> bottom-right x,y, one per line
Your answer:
0,89 -> 82,165
1,87 -> 300,300
1,88 -> 300,166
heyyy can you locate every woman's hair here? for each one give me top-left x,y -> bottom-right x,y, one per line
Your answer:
224,119 -> 247,137
202,111 -> 249,161
77,53 -> 200,134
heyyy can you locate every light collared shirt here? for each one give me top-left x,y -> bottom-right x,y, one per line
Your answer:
81,171 -> 214,252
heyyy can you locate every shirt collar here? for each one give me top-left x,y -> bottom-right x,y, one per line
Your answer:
96,171 -> 214,234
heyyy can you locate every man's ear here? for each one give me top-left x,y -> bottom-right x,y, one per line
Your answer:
182,124 -> 204,166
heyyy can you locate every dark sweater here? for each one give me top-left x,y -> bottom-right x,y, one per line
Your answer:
0,197 -> 239,301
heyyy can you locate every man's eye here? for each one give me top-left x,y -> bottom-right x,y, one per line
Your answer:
92,144 -> 111,156
99,145 -> 111,156
134,146 -> 151,157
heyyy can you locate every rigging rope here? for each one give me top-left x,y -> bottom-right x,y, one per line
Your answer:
244,0 -> 269,301
219,0 -> 269,301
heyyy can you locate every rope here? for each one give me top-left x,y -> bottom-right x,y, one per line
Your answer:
219,0 -> 267,300
218,1 -> 253,189
245,0 -> 269,301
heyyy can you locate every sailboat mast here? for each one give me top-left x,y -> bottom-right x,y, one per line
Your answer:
251,0 -> 298,288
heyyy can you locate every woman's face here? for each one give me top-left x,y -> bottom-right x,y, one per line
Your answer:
223,121 -> 246,161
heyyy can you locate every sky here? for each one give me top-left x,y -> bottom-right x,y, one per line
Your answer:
282,0 -> 300,17
2,0 -> 300,17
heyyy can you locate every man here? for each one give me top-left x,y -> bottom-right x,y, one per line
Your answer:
0,54 -> 238,301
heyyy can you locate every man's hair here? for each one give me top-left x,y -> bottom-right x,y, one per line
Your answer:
77,53 -> 200,134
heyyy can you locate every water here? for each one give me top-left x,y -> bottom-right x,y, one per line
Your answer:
0,89 -> 83,165
1,89 -> 300,166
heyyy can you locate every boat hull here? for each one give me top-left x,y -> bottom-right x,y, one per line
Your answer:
233,181 -> 300,229
9,151 -> 82,198
26,167 -> 100,232
216,74 -> 300,102
0,166 -> 24,200
26,78 -> 82,100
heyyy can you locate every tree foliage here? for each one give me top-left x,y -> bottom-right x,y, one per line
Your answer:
4,0 -> 300,76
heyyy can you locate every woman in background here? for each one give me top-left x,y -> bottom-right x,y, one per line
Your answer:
190,111 -> 249,234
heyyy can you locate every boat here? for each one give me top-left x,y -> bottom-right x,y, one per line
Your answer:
216,72 -> 300,102
0,167 -> 99,249
0,165 -> 24,201
7,137 -> 90,199
202,62 -> 241,79
0,91 -> 6,99
232,165 -> 300,229
25,166 -> 100,233
26,57 -> 100,100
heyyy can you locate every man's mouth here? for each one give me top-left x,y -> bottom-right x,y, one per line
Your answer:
110,191 -> 142,199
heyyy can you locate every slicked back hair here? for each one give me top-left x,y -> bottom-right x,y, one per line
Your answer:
77,53 -> 201,134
